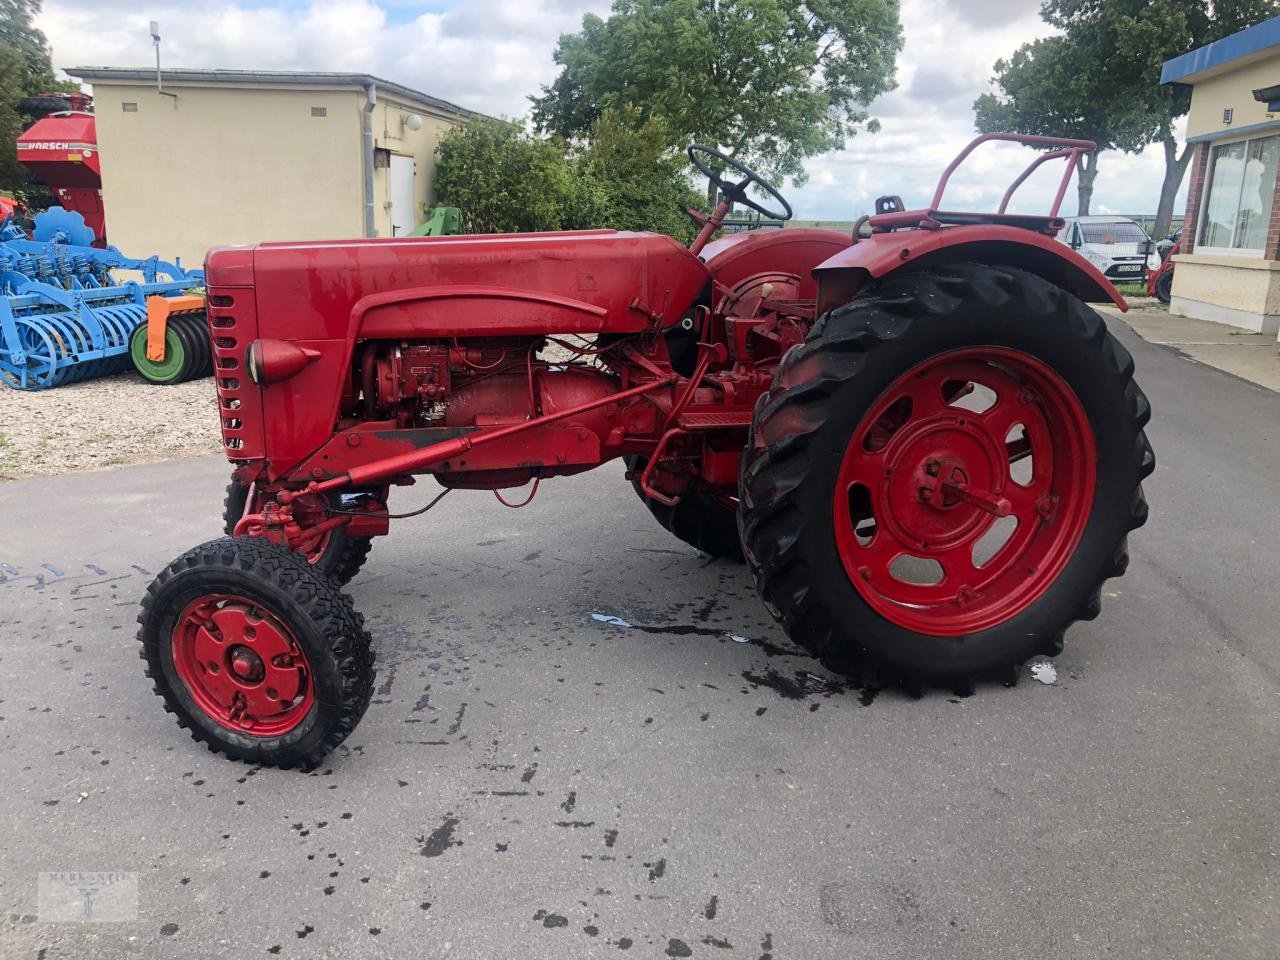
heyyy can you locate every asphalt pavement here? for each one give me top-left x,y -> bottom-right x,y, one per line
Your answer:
1,320 -> 1277,960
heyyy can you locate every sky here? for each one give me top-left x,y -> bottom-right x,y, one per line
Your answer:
35,0 -> 1189,222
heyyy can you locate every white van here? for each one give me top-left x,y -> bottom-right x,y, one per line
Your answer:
1056,216 -> 1157,281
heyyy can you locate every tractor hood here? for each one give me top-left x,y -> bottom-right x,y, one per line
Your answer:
207,230 -> 711,343
204,230 -> 712,475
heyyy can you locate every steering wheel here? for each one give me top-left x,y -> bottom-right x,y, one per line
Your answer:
687,144 -> 793,222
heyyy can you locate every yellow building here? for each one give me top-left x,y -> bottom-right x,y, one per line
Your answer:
64,68 -> 483,268
1162,18 -> 1280,335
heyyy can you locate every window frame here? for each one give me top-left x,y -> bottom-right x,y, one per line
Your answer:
1195,132 -> 1280,258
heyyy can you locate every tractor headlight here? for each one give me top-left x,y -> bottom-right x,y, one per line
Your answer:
246,341 -> 262,384
244,339 -> 320,385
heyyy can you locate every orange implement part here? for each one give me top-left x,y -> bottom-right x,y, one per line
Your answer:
145,294 -> 205,362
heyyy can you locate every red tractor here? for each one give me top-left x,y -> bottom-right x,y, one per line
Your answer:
138,134 -> 1154,768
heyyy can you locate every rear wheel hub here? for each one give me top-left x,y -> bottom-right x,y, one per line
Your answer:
833,347 -> 1096,636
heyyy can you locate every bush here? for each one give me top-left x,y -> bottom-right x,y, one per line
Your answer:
567,108 -> 703,243
434,120 -> 576,234
434,111 -> 704,241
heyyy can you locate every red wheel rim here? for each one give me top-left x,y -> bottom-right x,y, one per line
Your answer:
298,531 -> 332,565
833,347 -> 1096,636
170,594 -> 315,736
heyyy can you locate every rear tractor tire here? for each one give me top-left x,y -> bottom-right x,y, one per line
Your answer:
739,262 -> 1153,689
137,537 -> 375,769
223,480 -> 373,586
129,312 -> 213,384
625,456 -> 744,562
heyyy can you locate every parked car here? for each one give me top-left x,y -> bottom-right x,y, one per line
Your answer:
1056,215 -> 1155,281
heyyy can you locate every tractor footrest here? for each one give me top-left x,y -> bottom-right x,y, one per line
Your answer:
676,411 -> 753,431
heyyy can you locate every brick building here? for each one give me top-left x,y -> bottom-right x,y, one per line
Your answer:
1162,17 -> 1280,334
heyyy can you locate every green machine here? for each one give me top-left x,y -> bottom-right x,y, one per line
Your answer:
410,206 -> 463,237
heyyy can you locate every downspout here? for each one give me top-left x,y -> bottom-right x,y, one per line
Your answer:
362,82 -> 377,237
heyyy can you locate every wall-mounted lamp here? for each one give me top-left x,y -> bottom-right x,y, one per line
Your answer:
402,113 -> 424,132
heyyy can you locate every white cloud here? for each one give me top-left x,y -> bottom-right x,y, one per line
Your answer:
786,0 -> 1188,221
38,0 -> 607,119
37,0 -> 1187,222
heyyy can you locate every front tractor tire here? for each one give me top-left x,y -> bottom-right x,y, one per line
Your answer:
740,262 -> 1154,689
223,480 -> 373,586
138,538 -> 375,769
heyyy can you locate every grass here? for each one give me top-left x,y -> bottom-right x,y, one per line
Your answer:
1112,281 -> 1147,297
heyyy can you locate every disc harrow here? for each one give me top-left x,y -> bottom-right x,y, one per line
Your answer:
0,207 -> 203,390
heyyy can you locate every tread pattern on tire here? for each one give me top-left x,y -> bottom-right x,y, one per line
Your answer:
739,262 -> 1154,690
624,456 -> 744,561
137,537 -> 375,769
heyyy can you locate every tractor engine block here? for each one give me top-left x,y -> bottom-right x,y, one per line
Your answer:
350,337 -> 653,488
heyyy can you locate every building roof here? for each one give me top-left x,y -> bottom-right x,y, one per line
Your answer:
1161,16 -> 1280,85
64,67 -> 486,120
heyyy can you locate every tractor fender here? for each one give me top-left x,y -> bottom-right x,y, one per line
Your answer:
702,228 -> 851,306
812,224 -> 1127,317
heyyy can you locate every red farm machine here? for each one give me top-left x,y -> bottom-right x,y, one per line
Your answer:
0,94 -> 210,389
15,93 -> 105,245
138,135 -> 1154,768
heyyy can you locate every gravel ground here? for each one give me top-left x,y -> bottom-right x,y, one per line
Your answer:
0,373 -> 222,482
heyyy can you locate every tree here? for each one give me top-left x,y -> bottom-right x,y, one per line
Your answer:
1040,0 -> 1279,237
0,0 -> 61,95
974,32 -> 1154,216
0,0 -> 78,194
433,119 -> 577,234
568,108 -> 705,242
531,0 -> 903,204
0,48 -> 25,194
977,0 -> 1279,231
435,113 -> 712,239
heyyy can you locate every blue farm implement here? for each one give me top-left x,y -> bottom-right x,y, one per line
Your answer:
0,207 -> 205,390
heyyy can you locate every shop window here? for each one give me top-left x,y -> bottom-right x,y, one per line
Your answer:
1198,133 -> 1280,252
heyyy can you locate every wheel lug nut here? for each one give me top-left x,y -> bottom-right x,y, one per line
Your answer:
925,459 -> 940,476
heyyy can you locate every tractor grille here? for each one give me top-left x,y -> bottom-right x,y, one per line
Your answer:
205,290 -> 265,462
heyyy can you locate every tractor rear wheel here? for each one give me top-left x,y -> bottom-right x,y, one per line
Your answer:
137,537 -> 375,768
625,456 -> 744,561
739,262 -> 1153,688
223,480 -> 373,586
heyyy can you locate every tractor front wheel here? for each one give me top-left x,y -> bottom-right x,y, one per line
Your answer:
137,538 -> 375,768
740,263 -> 1153,688
223,480 -> 373,586
1154,268 -> 1174,304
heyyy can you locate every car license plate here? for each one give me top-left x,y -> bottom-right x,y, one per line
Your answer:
1115,264 -> 1141,272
